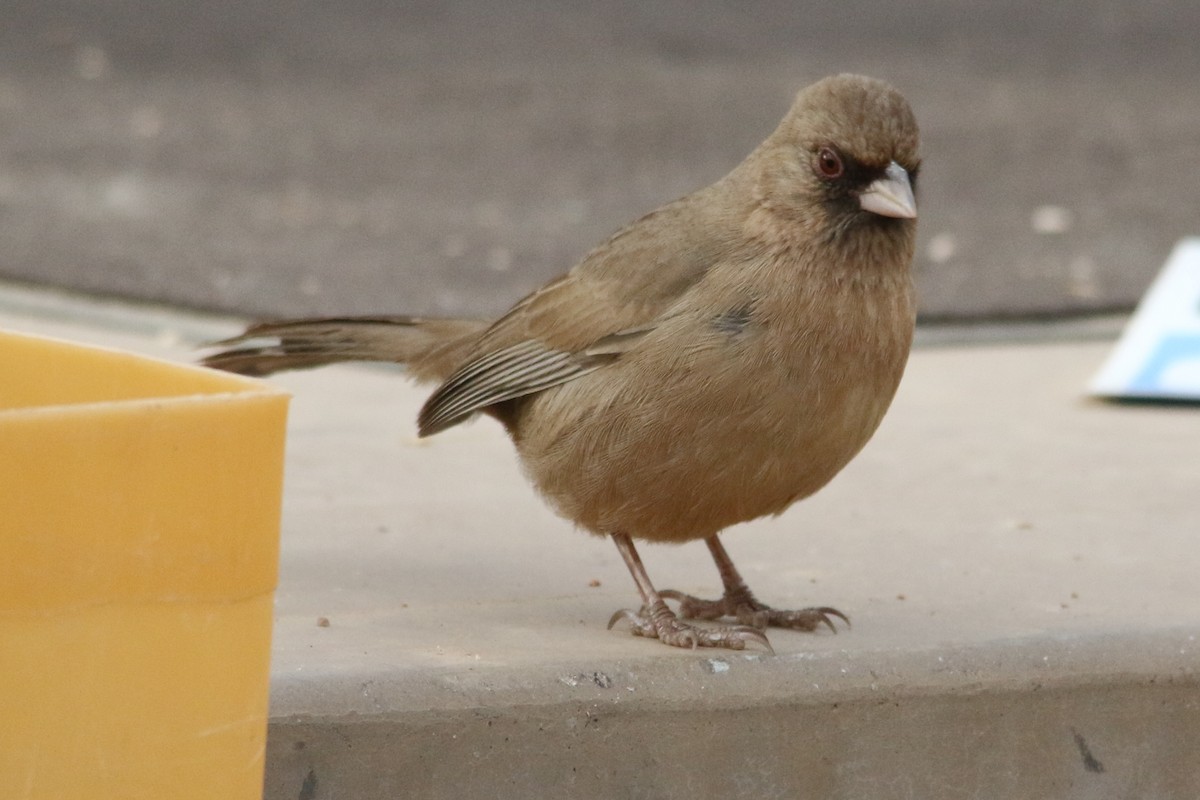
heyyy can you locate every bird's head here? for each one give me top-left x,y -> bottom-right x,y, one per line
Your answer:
748,74 -> 921,245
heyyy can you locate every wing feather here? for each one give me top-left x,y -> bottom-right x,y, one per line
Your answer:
417,184 -> 742,435
418,343 -> 609,436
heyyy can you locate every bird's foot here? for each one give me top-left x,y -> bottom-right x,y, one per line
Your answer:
607,599 -> 773,652
660,587 -> 848,633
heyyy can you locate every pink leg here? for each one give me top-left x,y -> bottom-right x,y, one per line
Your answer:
606,532 -> 773,652
660,535 -> 848,633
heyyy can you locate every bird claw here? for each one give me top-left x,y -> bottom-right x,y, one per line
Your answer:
764,606 -> 849,634
608,602 -> 774,653
660,589 -> 849,634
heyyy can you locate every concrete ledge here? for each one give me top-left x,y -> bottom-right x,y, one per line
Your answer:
4,289 -> 1198,798
266,635 -> 1198,799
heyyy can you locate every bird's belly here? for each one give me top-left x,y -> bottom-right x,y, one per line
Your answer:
514,346 -> 900,542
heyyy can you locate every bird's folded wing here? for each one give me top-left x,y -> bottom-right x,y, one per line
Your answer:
416,330 -> 651,436
417,189 -> 732,436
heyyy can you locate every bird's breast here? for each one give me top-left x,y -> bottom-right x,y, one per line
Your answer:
514,269 -> 914,542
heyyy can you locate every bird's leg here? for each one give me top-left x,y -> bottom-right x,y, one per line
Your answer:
606,532 -> 772,652
660,535 -> 848,633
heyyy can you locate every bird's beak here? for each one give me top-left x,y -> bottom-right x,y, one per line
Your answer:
858,161 -> 917,219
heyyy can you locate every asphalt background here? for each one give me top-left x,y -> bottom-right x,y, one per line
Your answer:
0,0 -> 1197,321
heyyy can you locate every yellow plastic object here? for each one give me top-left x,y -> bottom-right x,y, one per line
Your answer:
0,330 -> 289,800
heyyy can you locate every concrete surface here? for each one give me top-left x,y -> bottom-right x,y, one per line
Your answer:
4,283 -> 1198,799
2,0 -> 1199,321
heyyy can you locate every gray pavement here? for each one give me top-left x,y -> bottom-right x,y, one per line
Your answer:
6,284 -> 1198,798
1,0 -> 1199,321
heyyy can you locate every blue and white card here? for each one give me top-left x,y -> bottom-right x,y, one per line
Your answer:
1091,238 -> 1200,401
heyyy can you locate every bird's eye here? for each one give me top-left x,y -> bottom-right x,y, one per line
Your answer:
815,147 -> 844,179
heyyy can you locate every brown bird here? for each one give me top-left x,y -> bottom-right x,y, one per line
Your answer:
204,74 -> 920,652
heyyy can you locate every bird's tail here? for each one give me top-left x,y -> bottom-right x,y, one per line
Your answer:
200,315 -> 488,382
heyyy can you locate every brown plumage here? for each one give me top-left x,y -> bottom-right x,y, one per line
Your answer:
204,74 -> 921,651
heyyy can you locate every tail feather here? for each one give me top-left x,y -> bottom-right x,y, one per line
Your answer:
201,315 -> 488,381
